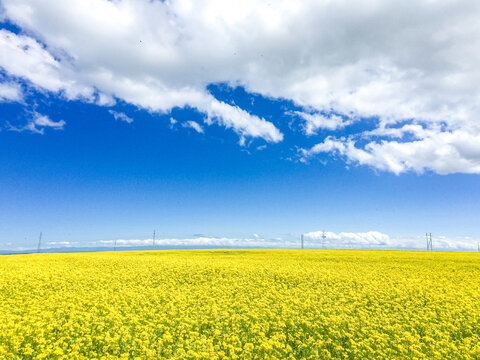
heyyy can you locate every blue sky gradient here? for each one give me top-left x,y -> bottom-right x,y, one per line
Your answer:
2,82 -> 480,249
1,1 -> 480,251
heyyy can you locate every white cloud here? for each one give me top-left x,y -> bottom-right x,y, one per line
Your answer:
293,111 -> 350,134
301,130 -> 480,175
182,120 -> 204,133
0,29 -> 93,99
7,113 -> 65,134
2,233 -> 478,252
0,1 -> 284,143
0,81 -> 22,102
83,233 -> 480,251
47,241 -> 78,247
304,231 -> 390,246
97,92 -> 116,106
197,97 -> 282,143
7,121 -> 44,134
34,114 -> 65,128
109,110 -> 133,124
303,231 -> 479,251
1,0 -> 480,170
95,236 -> 286,248
169,116 -> 178,129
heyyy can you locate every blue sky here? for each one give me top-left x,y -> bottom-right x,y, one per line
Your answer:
1,0 -> 480,251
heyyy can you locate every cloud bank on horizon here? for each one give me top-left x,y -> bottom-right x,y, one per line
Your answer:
1,0 -> 480,174
4,231 -> 478,252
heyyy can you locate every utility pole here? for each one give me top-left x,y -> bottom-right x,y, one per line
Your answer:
114,239 -> 117,252
153,230 -> 156,250
426,233 -> 433,251
37,232 -> 42,253
322,231 -> 326,249
301,234 -> 304,249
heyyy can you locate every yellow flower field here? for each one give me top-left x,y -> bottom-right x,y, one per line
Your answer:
0,250 -> 479,359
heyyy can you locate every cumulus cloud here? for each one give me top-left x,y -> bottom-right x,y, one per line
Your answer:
0,29 -> 93,99
1,0 -> 480,171
0,0 -> 284,143
304,231 -> 390,246
109,110 -> 133,124
0,81 -> 22,102
97,93 -> 116,106
301,131 -> 480,175
293,111 -> 351,134
303,231 -> 480,251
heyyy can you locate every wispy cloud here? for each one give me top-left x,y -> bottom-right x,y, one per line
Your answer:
182,120 -> 204,134
109,110 -> 133,124
93,236 -> 276,248
34,114 -> 65,128
7,113 -> 65,134
47,241 -> 79,247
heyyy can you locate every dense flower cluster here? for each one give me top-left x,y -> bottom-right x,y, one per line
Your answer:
0,250 -> 479,359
